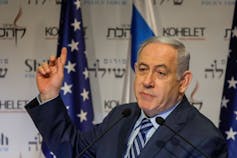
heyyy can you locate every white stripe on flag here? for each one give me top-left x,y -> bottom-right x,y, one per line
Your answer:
122,0 -> 161,103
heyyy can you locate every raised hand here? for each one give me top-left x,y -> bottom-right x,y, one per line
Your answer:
36,48 -> 67,102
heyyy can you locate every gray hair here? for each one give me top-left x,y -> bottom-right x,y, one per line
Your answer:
137,36 -> 190,79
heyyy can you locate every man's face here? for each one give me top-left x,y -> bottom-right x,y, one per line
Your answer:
134,42 -> 183,117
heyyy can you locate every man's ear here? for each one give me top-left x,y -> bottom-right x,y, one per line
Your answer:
179,71 -> 192,94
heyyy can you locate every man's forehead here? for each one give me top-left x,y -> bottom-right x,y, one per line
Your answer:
138,44 -> 177,63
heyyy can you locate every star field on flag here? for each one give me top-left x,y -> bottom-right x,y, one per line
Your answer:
219,1 -> 237,157
57,0 -> 94,132
41,0 -> 94,157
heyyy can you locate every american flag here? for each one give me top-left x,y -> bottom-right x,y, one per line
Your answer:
219,1 -> 237,157
42,0 -> 94,157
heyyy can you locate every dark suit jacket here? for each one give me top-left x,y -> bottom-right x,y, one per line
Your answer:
25,96 -> 227,158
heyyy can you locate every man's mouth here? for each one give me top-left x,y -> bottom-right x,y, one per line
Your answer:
139,91 -> 155,99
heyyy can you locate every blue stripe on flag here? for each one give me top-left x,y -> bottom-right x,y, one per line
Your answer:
131,4 -> 155,70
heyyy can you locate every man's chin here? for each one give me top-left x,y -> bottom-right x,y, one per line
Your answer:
138,104 -> 156,114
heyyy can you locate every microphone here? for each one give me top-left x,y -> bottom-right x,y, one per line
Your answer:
156,117 -> 209,158
77,108 -> 132,157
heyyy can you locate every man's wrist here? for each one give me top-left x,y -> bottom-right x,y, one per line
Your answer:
39,92 -> 59,102
37,94 -> 59,105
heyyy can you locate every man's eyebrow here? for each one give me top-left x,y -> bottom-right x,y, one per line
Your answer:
137,62 -> 148,67
154,64 -> 168,70
137,62 -> 168,69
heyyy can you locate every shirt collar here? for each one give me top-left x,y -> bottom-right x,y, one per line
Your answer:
135,101 -> 180,130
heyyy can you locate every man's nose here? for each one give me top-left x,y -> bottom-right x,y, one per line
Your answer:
143,71 -> 155,88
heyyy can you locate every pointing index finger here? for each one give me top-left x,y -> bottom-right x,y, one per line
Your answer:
60,47 -> 67,66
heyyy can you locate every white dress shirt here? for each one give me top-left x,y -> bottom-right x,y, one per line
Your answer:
124,103 -> 179,158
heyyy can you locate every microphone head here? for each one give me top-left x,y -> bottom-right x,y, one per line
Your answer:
156,117 -> 165,125
122,108 -> 132,117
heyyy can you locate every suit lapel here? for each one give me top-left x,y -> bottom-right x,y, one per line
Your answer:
139,96 -> 191,158
116,104 -> 141,157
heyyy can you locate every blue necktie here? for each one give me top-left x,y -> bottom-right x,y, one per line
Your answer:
128,118 -> 153,158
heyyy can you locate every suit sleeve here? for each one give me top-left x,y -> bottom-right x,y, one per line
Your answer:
25,95 -> 127,158
25,96 -> 97,158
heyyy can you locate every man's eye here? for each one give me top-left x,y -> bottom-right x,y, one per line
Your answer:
158,71 -> 166,75
155,70 -> 167,78
139,67 -> 147,72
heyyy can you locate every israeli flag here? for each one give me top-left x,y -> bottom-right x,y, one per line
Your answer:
122,0 -> 160,103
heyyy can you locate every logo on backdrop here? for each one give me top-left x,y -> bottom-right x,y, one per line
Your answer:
45,26 -> 59,39
162,27 -> 206,40
88,58 -> 126,78
45,25 -> 88,40
104,99 -> 120,113
189,82 -> 203,110
0,99 -> 28,113
204,59 -> 225,79
224,27 -> 237,40
24,58 -> 48,78
27,133 -> 56,157
0,133 -> 9,152
27,0 -> 61,5
82,0 -> 127,5
153,0 -> 184,5
0,8 -> 26,45
106,24 -> 130,40
0,58 -> 8,78
201,0 -> 235,6
28,133 -> 42,152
